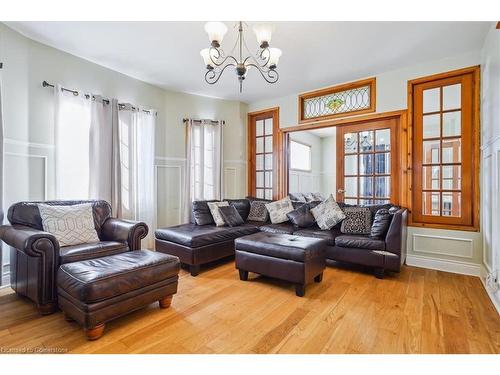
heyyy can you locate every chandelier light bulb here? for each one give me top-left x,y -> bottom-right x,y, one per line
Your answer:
266,48 -> 282,69
200,48 -> 217,69
253,23 -> 273,48
204,22 -> 228,47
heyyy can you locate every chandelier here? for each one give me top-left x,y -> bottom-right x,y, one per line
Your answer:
200,21 -> 282,92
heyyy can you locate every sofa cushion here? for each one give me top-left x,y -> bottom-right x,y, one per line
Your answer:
192,200 -> 218,226
227,199 -> 251,221
155,224 -> 258,248
247,200 -> 269,222
265,197 -> 294,224
370,208 -> 392,238
286,204 -> 315,228
341,206 -> 372,234
59,241 -> 129,264
218,205 -> 245,227
207,201 -> 229,227
335,234 -> 385,250
259,223 -> 295,235
38,203 -> 100,247
234,232 -> 326,262
293,227 -> 340,246
310,194 -> 345,230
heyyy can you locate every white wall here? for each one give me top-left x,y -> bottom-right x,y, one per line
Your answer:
480,24 -> 500,312
248,49 -> 485,269
289,131 -> 322,194
0,23 -> 248,284
321,133 -> 337,197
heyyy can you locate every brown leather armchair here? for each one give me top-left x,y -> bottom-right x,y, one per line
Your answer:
0,200 -> 148,315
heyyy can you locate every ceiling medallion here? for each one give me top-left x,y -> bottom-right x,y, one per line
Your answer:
200,21 -> 282,92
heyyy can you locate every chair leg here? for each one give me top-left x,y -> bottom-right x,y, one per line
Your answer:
37,302 -> 57,315
295,284 -> 306,297
238,269 -> 248,281
85,324 -> 105,341
374,268 -> 385,279
190,265 -> 200,277
159,295 -> 173,309
314,272 -> 323,283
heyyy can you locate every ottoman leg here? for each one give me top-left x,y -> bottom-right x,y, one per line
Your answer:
295,284 -> 306,297
159,295 -> 173,309
374,268 -> 385,279
85,324 -> 105,341
190,265 -> 200,277
38,302 -> 57,315
238,269 -> 248,281
314,272 -> 323,283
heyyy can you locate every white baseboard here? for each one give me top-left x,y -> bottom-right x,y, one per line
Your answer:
406,254 -> 482,276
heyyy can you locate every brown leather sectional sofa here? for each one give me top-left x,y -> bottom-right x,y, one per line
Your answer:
155,198 -> 407,278
0,200 -> 148,314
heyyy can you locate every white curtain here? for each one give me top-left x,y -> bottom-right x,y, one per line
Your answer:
89,95 -> 112,202
0,66 -> 5,286
184,119 -> 223,222
54,84 -> 91,199
116,105 -> 156,247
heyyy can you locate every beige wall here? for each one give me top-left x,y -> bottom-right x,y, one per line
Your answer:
248,49 -> 485,270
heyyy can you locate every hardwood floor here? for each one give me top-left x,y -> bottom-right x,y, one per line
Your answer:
0,261 -> 498,354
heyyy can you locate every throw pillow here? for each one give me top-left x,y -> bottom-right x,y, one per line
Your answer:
192,200 -> 217,225
341,206 -> 372,234
286,204 -> 316,228
289,192 -> 307,202
265,197 -> 294,224
310,194 -> 345,230
247,200 -> 269,222
370,208 -> 392,238
218,205 -> 244,227
38,203 -> 100,247
207,201 -> 229,227
227,199 -> 251,221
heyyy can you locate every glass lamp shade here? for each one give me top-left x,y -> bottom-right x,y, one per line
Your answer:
200,48 -> 218,68
204,22 -> 228,45
253,23 -> 273,47
266,48 -> 282,68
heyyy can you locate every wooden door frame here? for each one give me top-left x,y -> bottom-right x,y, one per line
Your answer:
247,107 -> 282,199
279,110 -> 408,205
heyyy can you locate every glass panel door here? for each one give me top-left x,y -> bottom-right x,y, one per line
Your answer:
255,118 -> 274,199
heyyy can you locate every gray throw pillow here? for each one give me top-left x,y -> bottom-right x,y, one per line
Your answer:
218,205 -> 244,227
341,206 -> 372,234
265,197 -> 294,224
247,200 -> 269,222
310,194 -> 345,230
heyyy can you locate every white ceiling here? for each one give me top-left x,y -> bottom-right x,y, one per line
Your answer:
308,127 -> 337,138
5,21 -> 491,103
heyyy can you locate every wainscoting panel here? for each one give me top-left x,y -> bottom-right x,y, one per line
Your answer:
155,164 -> 183,228
224,167 -> 237,199
412,233 -> 474,259
289,171 -> 321,194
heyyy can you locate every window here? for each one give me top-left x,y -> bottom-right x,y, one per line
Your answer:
409,66 -> 479,230
299,77 -> 376,123
289,140 -> 311,171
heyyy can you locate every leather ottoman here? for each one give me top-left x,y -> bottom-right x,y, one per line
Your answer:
234,232 -> 327,297
57,250 -> 180,340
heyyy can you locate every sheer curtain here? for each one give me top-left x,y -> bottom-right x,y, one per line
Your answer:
116,105 -> 156,247
184,119 -> 223,222
54,84 -> 91,199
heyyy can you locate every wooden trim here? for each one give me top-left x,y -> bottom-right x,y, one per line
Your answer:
496,22 -> 500,29
407,66 -> 480,232
247,107 -> 281,200
298,77 -> 376,124
280,110 -> 407,203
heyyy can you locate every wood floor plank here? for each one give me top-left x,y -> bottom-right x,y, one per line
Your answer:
0,262 -> 498,354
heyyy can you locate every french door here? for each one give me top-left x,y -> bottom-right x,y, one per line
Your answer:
247,108 -> 280,200
336,118 -> 400,205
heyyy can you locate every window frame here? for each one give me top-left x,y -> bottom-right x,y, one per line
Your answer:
407,66 -> 480,232
298,77 -> 376,124
289,139 -> 312,172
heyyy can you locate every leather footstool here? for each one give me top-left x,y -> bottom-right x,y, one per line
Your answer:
235,232 -> 327,297
57,250 -> 180,340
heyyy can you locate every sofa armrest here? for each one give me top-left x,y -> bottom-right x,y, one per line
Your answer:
101,218 -> 148,250
384,209 -> 408,263
0,224 -> 59,260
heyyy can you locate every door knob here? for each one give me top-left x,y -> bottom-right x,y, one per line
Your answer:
337,189 -> 345,194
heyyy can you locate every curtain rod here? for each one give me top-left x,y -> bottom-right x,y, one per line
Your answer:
42,80 -> 155,115
182,118 -> 225,125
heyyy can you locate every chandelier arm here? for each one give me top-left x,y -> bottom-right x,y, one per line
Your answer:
241,31 -> 270,68
245,63 -> 279,84
208,47 -> 239,67
204,62 -> 237,85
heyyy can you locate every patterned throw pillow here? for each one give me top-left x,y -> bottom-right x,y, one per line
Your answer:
247,200 -> 269,222
265,197 -> 294,224
341,206 -> 372,234
207,201 -> 229,227
310,194 -> 345,230
38,203 -> 100,247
